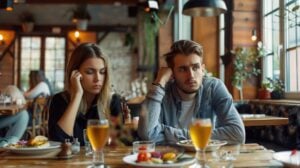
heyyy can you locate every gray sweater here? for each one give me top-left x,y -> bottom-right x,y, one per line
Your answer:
138,77 -> 245,145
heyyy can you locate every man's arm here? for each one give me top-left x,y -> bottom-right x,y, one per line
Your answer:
137,85 -> 189,144
211,80 -> 246,144
138,67 -> 189,143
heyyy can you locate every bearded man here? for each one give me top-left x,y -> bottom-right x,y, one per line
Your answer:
138,40 -> 245,144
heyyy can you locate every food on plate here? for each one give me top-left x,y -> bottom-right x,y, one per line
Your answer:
162,152 -> 177,161
136,151 -> 179,164
8,136 -> 50,148
27,135 -> 50,147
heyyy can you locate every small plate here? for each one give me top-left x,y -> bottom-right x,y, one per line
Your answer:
176,139 -> 227,152
4,141 -> 61,155
273,151 -> 300,168
123,154 -> 195,168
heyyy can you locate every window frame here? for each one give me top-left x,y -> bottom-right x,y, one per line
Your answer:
17,34 -> 67,93
262,0 -> 300,99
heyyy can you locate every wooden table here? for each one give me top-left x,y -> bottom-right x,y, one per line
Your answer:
0,143 -> 283,167
0,104 -> 25,115
241,114 -> 289,127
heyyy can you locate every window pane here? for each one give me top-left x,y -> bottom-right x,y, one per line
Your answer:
45,37 -> 65,93
20,37 -> 41,91
286,50 -> 300,92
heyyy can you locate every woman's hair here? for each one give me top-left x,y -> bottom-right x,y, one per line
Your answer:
164,40 -> 203,68
65,43 -> 111,118
29,70 -> 53,95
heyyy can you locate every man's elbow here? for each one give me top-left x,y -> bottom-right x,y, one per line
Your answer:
137,129 -> 156,141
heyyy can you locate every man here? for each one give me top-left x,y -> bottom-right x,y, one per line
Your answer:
0,85 -> 29,147
138,40 -> 245,144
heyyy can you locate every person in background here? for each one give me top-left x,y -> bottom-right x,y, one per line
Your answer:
24,70 -> 52,99
0,85 -> 29,147
48,43 -> 124,146
138,40 -> 245,145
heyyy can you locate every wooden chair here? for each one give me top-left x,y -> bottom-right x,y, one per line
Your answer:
26,97 -> 49,139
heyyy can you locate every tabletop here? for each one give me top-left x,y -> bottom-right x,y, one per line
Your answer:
0,104 -> 25,116
241,114 -> 289,127
0,143 -> 283,168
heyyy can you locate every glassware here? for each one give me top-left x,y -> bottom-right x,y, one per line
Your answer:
132,141 -> 155,154
83,129 -> 93,156
189,118 -> 212,168
87,119 -> 109,167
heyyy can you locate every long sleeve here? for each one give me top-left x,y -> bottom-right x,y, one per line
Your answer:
210,80 -> 245,144
138,85 -> 189,144
24,82 -> 50,99
48,93 -> 73,143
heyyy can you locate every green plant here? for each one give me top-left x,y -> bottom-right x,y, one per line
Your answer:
266,78 -> 284,92
232,42 -> 266,100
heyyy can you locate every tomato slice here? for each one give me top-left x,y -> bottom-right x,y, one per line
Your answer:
137,152 -> 150,162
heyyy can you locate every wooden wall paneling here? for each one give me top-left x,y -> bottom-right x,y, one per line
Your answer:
0,30 -> 16,89
228,0 -> 261,100
192,17 -> 219,76
233,0 -> 259,11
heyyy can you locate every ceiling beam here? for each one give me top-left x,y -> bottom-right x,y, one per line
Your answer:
25,0 -> 139,5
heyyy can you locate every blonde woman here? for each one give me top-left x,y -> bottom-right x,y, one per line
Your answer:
48,43 -> 122,145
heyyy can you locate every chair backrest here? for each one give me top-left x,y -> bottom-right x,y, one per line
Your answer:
27,96 -> 49,138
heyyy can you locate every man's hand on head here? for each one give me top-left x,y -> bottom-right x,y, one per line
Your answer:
154,67 -> 173,87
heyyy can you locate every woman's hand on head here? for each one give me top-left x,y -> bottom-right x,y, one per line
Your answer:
70,70 -> 83,96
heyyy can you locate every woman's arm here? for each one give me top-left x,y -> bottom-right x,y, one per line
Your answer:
57,70 -> 83,136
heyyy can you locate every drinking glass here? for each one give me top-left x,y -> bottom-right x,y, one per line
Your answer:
83,129 -> 93,156
87,119 -> 109,167
189,118 -> 212,168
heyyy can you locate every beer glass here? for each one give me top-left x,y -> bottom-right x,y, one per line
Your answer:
87,119 -> 109,167
189,118 -> 212,168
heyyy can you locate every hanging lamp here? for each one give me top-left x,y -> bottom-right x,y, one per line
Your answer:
182,0 -> 227,17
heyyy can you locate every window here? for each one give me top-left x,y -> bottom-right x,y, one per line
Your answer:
262,0 -> 300,99
19,36 -> 66,93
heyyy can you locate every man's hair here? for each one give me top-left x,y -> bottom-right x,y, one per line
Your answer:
164,40 -> 203,68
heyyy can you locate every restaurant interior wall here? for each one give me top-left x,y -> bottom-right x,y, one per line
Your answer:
0,3 -> 146,95
224,0 -> 261,100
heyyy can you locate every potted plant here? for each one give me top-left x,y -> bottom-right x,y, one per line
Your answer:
232,42 -> 266,100
19,11 -> 35,32
266,78 -> 285,99
257,79 -> 271,99
70,4 -> 91,31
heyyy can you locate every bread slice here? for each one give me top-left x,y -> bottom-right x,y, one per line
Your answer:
27,135 -> 50,148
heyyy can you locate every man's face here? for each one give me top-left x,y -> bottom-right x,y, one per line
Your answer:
172,53 -> 205,94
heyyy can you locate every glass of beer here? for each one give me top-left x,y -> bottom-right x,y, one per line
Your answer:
189,118 -> 212,167
87,119 -> 109,167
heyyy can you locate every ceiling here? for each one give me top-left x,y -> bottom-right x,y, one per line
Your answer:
23,0 -> 139,5
19,0 -> 142,5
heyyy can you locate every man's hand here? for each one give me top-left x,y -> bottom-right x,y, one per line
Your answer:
154,67 -> 173,87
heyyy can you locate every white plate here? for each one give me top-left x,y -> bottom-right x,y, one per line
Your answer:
4,141 -> 61,155
273,151 -> 300,168
176,139 -> 227,152
123,154 -> 195,168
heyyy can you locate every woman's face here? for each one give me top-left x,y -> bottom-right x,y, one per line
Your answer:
78,57 -> 106,95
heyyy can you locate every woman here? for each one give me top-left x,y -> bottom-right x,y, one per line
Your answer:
24,70 -> 52,99
48,43 -> 122,145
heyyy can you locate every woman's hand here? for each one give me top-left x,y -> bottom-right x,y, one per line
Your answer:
70,70 -> 83,98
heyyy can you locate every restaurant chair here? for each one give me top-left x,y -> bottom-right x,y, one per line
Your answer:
25,96 -> 49,139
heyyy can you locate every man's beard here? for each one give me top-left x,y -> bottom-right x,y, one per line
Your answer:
175,82 -> 199,94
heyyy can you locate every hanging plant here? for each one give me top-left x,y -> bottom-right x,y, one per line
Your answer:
140,11 -> 160,81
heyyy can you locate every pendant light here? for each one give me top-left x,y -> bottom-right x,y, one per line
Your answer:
182,0 -> 227,17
